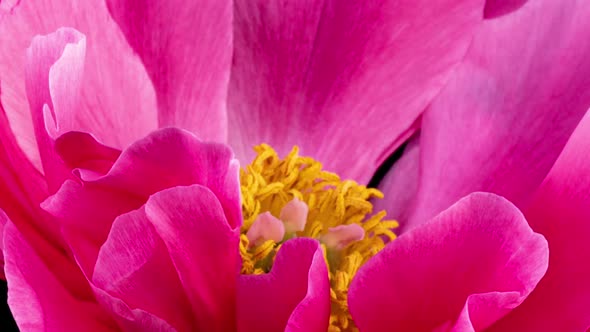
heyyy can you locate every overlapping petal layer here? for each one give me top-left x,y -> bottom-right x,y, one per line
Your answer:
229,0 -> 486,182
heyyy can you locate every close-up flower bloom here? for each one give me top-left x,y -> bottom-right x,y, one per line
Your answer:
0,0 -> 589,331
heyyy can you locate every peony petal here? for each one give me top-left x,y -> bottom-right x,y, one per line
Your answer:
490,110 -> 590,331
484,0 -> 528,18
349,192 -> 548,331
238,238 -> 330,332
93,207 -> 195,331
0,0 -> 157,161
54,131 -> 121,177
25,27 -> 84,189
402,0 -> 590,232
0,95 -> 47,233
43,128 -> 241,277
3,221 -> 116,331
145,185 -> 240,331
229,0 -> 486,182
106,0 -> 231,142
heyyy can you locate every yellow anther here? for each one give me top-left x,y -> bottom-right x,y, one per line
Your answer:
239,145 -> 397,331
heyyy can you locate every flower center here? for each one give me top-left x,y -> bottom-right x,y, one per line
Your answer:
240,144 -> 398,331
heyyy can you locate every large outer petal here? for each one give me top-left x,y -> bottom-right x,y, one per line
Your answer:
0,0 -> 157,161
395,0 -> 590,232
349,193 -> 548,331
237,238 -> 330,332
229,0 -> 486,183
3,221 -> 117,331
106,0 -> 232,142
490,110 -> 590,331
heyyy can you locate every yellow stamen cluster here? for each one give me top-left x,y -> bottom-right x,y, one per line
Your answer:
240,144 -> 398,331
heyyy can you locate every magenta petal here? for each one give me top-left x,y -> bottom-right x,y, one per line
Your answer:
43,128 -> 241,277
490,111 -> 590,331
3,221 -> 116,331
0,1 -> 157,158
483,0 -> 528,18
349,193 -> 548,331
229,0 -> 486,182
0,98 -> 47,231
145,185 -> 240,331
106,0 -> 231,142
403,0 -> 590,231
54,131 -> 121,177
92,206 -> 196,331
238,238 -> 330,332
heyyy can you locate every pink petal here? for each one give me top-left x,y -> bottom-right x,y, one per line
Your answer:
348,192 -> 548,331
25,27 -> 83,189
3,221 -> 116,331
229,0 -> 486,182
43,128 -> 240,277
238,238 -> 330,332
93,208 -> 195,331
144,185 -> 240,331
483,0 -> 528,18
490,110 -> 590,331
0,96 -> 47,232
54,131 -> 121,177
106,0 -> 231,142
402,0 -> 590,232
0,0 -> 157,161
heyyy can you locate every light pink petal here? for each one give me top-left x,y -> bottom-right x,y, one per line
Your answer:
25,27 -> 84,189
490,110 -> 590,331
145,185 -> 240,331
483,0 -> 528,18
93,207 -> 195,331
229,0 -> 486,182
42,128 -> 241,277
0,0 -> 157,161
106,0 -> 231,142
349,192 -> 548,331
402,0 -> 590,232
3,221 -> 116,331
238,238 -> 330,332
374,134 -> 420,224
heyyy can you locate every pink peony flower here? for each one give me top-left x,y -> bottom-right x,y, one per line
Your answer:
0,0 -> 588,331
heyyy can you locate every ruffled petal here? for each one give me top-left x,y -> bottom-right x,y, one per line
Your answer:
3,221 -> 116,331
25,27 -> 86,188
106,0 -> 232,142
490,110 -> 590,331
43,128 -> 240,278
54,131 -> 121,177
93,208 -> 194,331
349,192 -> 548,331
229,0 -> 486,182
0,0 -> 157,161
145,185 -> 240,331
237,238 -> 330,332
402,0 -> 590,231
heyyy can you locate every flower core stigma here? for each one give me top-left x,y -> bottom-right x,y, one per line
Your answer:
239,144 -> 398,331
